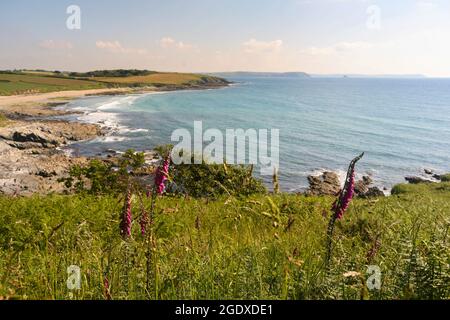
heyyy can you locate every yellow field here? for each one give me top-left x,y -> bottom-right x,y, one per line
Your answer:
94,72 -> 206,85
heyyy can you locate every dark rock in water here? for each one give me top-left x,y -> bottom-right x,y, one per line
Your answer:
354,175 -> 373,196
432,174 -> 442,180
405,176 -> 433,184
424,169 -> 434,175
360,187 -> 385,198
306,171 -> 340,196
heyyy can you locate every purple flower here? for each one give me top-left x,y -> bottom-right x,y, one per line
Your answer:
154,157 -> 170,195
331,153 -> 363,220
325,153 -> 364,267
332,171 -> 355,219
120,189 -> 132,238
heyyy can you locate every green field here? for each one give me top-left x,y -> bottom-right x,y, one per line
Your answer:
0,182 -> 449,300
0,73 -> 107,96
0,70 -> 228,96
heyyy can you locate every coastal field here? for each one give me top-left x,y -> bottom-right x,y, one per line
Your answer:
0,182 -> 449,300
93,73 -> 226,86
0,73 -> 106,96
0,70 -> 229,96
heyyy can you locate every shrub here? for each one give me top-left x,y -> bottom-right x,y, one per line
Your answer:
391,183 -> 411,195
170,156 -> 266,198
61,146 -> 266,198
60,149 -> 146,194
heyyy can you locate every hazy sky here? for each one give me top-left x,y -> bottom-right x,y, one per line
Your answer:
1,0 -> 450,76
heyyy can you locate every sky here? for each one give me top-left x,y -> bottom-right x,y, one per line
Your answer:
1,0 -> 450,76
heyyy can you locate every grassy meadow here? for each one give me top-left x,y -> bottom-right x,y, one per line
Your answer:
0,73 -> 106,96
0,182 -> 449,300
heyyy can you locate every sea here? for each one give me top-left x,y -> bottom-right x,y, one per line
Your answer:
60,76 -> 450,192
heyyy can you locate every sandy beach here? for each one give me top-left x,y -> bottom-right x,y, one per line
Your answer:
0,88 -> 132,116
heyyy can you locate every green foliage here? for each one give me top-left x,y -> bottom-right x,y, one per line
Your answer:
60,150 -> 146,194
391,182 -> 450,195
440,174 -> 450,182
391,183 -> 411,195
62,146 -> 266,199
170,156 -> 266,198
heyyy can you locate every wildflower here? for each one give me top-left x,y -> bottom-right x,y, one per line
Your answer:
325,152 -> 364,268
154,157 -> 170,195
332,170 -> 355,220
331,153 -> 363,220
120,188 -> 132,238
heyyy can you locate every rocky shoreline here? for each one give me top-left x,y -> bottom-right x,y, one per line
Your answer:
305,169 -> 449,199
0,119 -> 102,195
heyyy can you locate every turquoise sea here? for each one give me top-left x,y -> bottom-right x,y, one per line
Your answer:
62,76 -> 450,192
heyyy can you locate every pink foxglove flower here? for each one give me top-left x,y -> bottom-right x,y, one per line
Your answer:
326,152 -> 364,267
331,153 -> 363,220
154,157 -> 170,195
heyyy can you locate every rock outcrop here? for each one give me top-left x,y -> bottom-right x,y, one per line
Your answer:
0,121 -> 102,149
354,175 -> 385,198
360,187 -> 385,198
306,172 -> 340,196
354,176 -> 373,196
306,172 -> 385,198
0,120 -> 101,196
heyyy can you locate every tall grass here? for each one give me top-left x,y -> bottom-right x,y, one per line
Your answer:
0,182 -> 449,300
